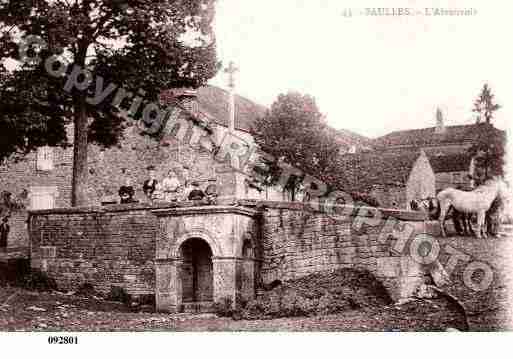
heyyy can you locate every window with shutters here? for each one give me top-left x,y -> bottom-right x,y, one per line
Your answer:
36,146 -> 54,171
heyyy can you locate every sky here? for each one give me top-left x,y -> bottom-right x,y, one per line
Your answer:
210,0 -> 512,139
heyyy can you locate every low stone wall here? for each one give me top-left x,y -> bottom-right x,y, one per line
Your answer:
28,201 -> 431,307
255,201 -> 429,301
29,204 -> 160,296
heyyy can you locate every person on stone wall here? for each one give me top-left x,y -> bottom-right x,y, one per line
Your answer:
188,181 -> 205,201
0,215 -> 10,248
182,180 -> 192,200
205,183 -> 218,205
152,182 -> 164,202
161,169 -> 181,202
118,168 -> 136,204
142,165 -> 158,202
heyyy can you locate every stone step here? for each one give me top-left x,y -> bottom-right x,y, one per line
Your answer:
181,301 -> 214,313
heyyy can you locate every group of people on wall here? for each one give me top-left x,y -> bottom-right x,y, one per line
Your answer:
117,166 -> 216,205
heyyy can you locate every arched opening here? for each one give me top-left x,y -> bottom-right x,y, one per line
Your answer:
179,238 -> 213,304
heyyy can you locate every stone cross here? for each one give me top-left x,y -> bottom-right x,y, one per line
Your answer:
224,61 -> 239,89
224,61 -> 238,133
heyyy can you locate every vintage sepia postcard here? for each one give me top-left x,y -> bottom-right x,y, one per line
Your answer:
0,0 -> 512,356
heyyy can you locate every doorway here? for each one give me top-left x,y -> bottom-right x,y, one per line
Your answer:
179,238 -> 214,303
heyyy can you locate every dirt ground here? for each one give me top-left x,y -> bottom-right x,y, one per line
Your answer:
435,233 -> 512,331
0,234 -> 510,332
0,287 -> 468,331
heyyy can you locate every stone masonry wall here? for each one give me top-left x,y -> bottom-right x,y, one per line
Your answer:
0,145 -> 74,209
370,185 -> 406,210
258,202 -> 428,301
0,142 -> 73,249
435,171 -> 472,192
29,204 -> 159,296
29,201 -> 430,305
0,123 -> 238,250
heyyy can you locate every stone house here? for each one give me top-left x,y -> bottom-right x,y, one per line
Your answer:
333,150 -> 435,209
370,110 -> 505,194
372,111 -> 505,158
0,85 -> 285,251
428,153 -> 475,192
1,85 -> 377,252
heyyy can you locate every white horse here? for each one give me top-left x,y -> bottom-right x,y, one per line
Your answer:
437,177 -> 508,239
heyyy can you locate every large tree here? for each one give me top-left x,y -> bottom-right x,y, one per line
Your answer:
251,92 -> 339,200
0,0 -> 219,206
468,84 -> 505,179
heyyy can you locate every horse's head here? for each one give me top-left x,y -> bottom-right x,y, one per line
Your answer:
411,197 -> 437,214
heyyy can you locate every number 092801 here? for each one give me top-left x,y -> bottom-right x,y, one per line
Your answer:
47,336 -> 78,344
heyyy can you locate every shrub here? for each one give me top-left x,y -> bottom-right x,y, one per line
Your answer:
107,286 -> 132,305
213,296 -> 234,317
280,292 -> 311,317
75,282 -> 99,298
17,269 -> 57,292
239,299 -> 264,320
137,294 -> 156,307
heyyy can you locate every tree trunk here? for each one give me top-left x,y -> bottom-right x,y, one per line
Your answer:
71,97 -> 89,207
485,149 -> 489,178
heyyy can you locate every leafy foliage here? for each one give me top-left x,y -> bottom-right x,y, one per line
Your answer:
251,92 -> 339,199
1,0 -> 219,205
468,84 -> 505,178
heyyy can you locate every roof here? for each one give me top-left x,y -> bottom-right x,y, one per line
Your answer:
195,86 -> 267,133
327,127 -> 373,150
373,123 -> 504,148
428,153 -> 472,173
326,150 -> 423,193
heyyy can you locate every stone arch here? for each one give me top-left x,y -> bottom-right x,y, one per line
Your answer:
172,229 -> 222,259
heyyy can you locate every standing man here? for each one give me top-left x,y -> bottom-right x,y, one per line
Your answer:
0,216 -> 10,248
143,165 -> 158,202
162,169 -> 181,202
